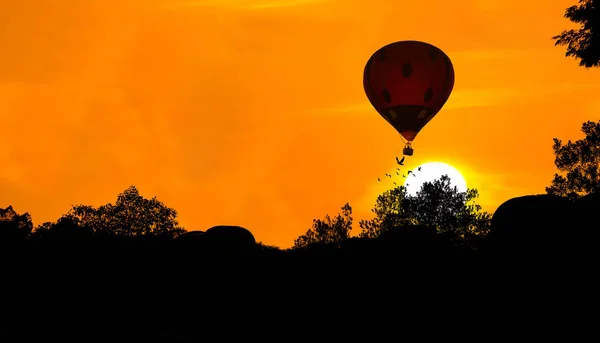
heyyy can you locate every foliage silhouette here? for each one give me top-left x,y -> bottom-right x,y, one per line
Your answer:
292,203 -> 352,249
56,186 -> 186,238
358,175 -> 491,249
31,216 -> 94,241
0,206 -> 33,242
553,0 -> 600,68
546,120 -> 600,199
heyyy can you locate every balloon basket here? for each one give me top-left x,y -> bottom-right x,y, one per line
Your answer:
403,144 -> 413,156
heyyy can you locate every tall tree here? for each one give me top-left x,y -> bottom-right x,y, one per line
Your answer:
546,120 -> 600,199
553,0 -> 600,68
359,175 -> 491,249
67,186 -> 186,238
293,203 -> 353,249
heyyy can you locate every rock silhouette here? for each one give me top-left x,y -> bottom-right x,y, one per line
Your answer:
488,194 -> 571,252
487,193 -> 599,259
203,225 -> 256,245
176,230 -> 205,239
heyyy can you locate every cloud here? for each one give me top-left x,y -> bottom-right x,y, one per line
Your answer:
448,48 -> 548,61
168,0 -> 333,9
308,81 -> 600,117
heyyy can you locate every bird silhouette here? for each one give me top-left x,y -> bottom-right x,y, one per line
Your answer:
396,171 -> 399,175
393,182 -> 397,186
403,174 -> 406,177
385,173 -> 391,177
418,167 -> 422,171
408,170 -> 413,175
396,156 -> 405,165
378,177 -> 381,181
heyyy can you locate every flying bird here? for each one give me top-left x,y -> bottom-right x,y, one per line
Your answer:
378,178 -> 381,181
396,172 -> 399,175
418,167 -> 422,171
408,170 -> 413,175
396,156 -> 405,165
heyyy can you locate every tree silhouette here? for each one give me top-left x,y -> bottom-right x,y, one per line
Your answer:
66,186 -> 186,238
546,120 -> 600,199
31,216 -> 94,240
553,0 -> 600,68
0,206 -> 33,241
358,186 -> 415,239
359,175 -> 491,248
293,203 -> 352,249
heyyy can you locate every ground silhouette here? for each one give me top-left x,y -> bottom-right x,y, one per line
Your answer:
2,182 -> 596,339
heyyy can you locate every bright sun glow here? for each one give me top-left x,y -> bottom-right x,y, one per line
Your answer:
404,162 -> 468,197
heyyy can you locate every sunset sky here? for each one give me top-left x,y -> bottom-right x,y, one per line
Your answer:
1,0 -> 599,248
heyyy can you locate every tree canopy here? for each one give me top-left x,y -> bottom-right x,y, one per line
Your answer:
546,120 -> 600,199
293,175 -> 491,250
553,0 -> 600,68
32,186 -> 185,239
293,203 -> 353,249
359,175 -> 491,249
0,206 -> 33,241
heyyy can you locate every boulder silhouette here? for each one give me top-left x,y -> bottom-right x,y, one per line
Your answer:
200,225 -> 257,253
487,194 -> 574,255
176,230 -> 205,239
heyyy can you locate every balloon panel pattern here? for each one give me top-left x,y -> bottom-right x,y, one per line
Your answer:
363,41 -> 454,142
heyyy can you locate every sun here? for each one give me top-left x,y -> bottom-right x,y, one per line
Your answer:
404,162 -> 467,197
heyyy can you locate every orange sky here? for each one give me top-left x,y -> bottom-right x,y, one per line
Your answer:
1,0 -> 599,248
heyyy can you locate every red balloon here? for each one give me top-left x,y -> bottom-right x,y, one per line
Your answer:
363,41 -> 455,142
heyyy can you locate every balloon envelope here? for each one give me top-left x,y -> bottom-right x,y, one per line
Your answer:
363,40 -> 455,142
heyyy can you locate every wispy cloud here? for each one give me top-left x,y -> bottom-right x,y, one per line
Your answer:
307,82 -> 600,116
170,0 -> 333,9
303,88 -> 517,116
305,103 -> 372,115
448,48 -> 549,60
443,88 -> 522,110
248,0 -> 332,9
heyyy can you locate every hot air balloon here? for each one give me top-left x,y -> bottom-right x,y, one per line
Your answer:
363,40 -> 455,156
